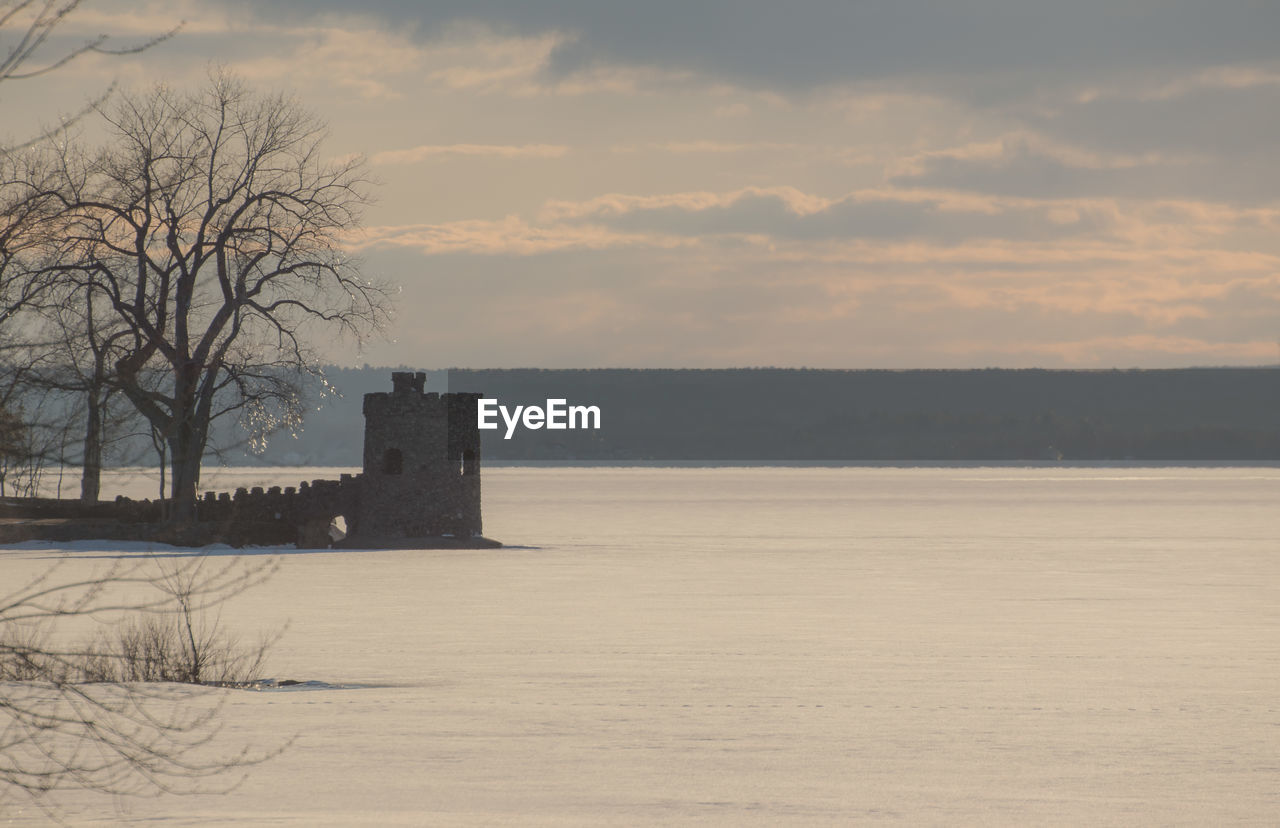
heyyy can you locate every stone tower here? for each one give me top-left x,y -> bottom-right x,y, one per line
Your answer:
356,372 -> 483,539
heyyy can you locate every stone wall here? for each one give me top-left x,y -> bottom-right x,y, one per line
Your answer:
0,373 -> 491,548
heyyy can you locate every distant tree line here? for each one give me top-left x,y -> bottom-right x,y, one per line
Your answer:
172,366 -> 1280,465
438,368 -> 1280,463
40,363 -> 1280,468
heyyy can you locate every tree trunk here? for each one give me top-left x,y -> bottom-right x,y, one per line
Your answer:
80,391 -> 101,502
79,369 -> 104,503
168,421 -> 201,523
155,432 -> 167,516
167,364 -> 203,523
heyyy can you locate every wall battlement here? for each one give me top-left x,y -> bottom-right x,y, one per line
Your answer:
0,374 -> 496,549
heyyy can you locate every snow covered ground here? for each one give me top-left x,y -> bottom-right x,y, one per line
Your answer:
3,466 -> 1279,825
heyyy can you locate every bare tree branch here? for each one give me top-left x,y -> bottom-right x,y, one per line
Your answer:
17,69 -> 389,519
0,552 -> 285,812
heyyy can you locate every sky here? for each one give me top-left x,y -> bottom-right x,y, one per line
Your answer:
4,0 -> 1280,369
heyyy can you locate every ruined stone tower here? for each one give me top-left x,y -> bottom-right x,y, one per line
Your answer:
356,372 -> 483,539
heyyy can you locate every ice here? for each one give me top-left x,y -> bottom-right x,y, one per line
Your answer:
2,466 -> 1278,824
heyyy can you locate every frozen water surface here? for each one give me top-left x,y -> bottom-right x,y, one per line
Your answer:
2,466 -> 1279,825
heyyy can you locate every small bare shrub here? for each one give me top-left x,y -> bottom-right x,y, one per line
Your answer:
0,622 -> 51,682
0,553 -> 284,809
92,612 -> 275,686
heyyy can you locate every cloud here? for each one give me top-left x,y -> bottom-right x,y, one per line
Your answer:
1020,82 -> 1280,159
371,143 -> 570,165
712,102 -> 750,118
351,244 -> 1280,369
218,1 -> 1280,93
612,141 -> 802,155
353,216 -> 689,256
892,135 -> 1280,205
344,168 -> 1280,367
78,0 -> 1280,368
415,22 -> 566,94
227,20 -> 427,99
545,186 -> 1115,244
51,0 -> 221,36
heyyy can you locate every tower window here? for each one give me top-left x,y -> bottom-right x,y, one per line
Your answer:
383,448 -> 403,475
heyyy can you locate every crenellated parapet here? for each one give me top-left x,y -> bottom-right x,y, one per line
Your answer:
0,373 -> 496,548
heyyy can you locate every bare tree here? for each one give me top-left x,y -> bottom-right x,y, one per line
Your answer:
27,269 -> 148,501
31,70 -> 388,521
0,143 -> 102,497
50,290 -> 131,501
0,552 -> 284,812
1,1 -> 180,502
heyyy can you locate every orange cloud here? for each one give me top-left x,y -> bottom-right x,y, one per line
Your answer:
371,144 -> 570,165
